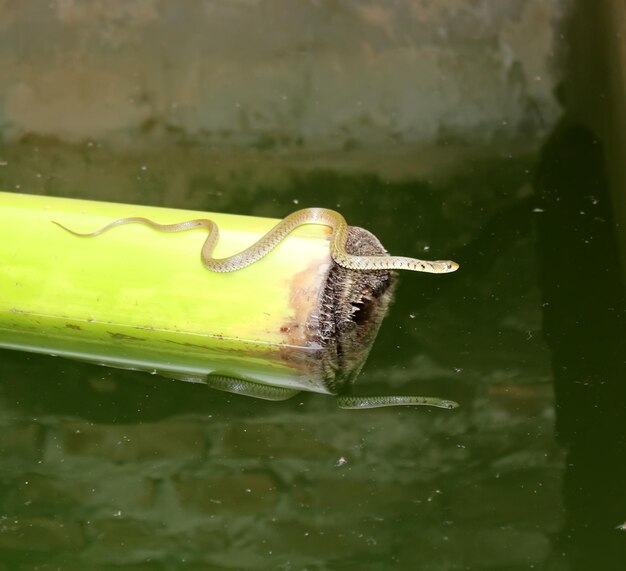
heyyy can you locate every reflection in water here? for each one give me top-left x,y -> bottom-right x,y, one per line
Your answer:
536,124 -> 626,569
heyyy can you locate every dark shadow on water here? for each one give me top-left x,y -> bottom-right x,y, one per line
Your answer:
535,123 -> 626,569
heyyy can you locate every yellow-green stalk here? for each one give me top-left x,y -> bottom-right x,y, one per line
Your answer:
0,191 -> 359,393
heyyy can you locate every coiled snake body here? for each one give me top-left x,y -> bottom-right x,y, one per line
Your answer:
54,208 -> 459,410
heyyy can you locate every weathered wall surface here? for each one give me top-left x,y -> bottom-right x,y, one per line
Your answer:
0,0 -> 566,150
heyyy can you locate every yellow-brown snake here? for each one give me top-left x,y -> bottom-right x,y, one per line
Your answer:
52,207 -> 459,274
53,208 -> 460,410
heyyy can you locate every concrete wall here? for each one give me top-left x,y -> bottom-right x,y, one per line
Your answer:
0,0 -> 566,150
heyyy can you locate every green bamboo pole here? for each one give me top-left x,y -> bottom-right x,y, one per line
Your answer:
0,191 -> 352,394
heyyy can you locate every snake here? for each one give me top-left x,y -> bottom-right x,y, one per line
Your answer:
52,207 -> 458,274
53,208 -> 459,411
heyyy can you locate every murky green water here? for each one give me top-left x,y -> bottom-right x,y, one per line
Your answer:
1,3 -> 626,568
0,140 -> 595,571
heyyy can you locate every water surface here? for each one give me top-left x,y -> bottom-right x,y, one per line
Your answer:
0,141 -> 586,570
